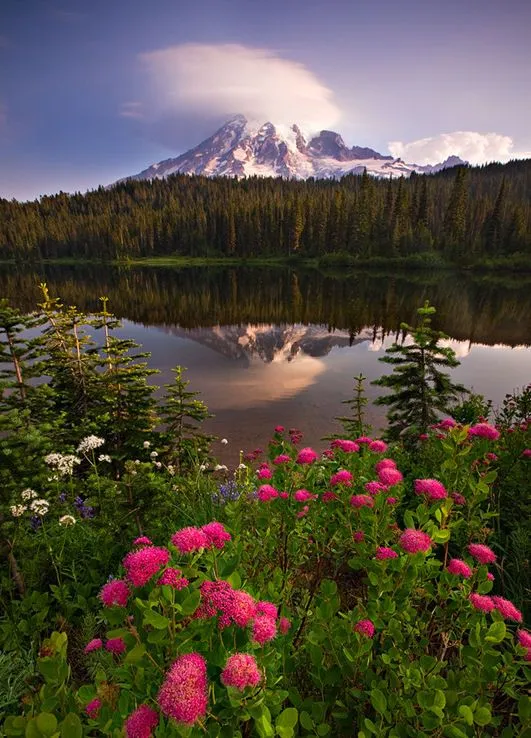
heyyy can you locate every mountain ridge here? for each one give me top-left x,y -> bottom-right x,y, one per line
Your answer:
119,115 -> 467,183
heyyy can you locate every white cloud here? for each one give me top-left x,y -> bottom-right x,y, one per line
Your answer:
388,131 -> 516,165
120,101 -> 144,119
140,43 -> 341,131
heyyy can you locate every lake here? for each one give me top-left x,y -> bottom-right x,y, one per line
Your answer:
1,264 -> 530,462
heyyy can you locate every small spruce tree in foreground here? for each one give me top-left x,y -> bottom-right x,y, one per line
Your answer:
373,301 -> 467,440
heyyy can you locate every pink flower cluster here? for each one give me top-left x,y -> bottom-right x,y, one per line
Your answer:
414,478 -> 448,501
375,546 -> 398,560
273,454 -> 291,465
257,484 -> 280,502
399,529 -> 432,554
350,494 -> 374,509
468,423 -> 500,441
257,466 -> 273,480
467,543 -> 497,565
377,467 -> 403,487
296,447 -> 319,464
158,653 -> 208,725
365,481 -> 387,495
84,638 -> 103,653
171,522 -> 231,553
469,593 -> 522,621
86,699 -> 101,719
124,704 -> 159,738
368,440 -> 387,453
158,567 -> 189,590
446,559 -> 472,578
221,653 -> 261,690
331,439 -> 360,453
133,536 -> 153,546
330,469 -> 353,487
354,619 -> 375,638
294,489 -> 315,503
123,546 -> 170,587
99,579 -> 130,608
106,637 -> 126,655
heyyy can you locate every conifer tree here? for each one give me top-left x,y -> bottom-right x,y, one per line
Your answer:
372,301 -> 468,441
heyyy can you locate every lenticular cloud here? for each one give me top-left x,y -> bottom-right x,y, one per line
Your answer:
388,131 -> 514,165
140,43 -> 341,131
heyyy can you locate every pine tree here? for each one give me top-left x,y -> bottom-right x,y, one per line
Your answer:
372,301 -> 468,441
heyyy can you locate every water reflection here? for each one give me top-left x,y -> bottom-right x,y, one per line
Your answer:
1,264 -> 530,458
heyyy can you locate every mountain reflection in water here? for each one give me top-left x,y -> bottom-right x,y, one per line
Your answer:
1,265 -> 530,460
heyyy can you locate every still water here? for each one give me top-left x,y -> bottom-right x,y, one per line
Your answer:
1,264 -> 530,461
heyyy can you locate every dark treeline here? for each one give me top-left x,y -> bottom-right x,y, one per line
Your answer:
1,159 -> 531,263
2,264 -> 531,347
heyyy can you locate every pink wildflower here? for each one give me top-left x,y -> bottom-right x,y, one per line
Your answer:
468,423 -> 500,441
524,649 -> 531,662
321,491 -> 338,502
486,452 -> 498,461
257,467 -> 273,480
123,546 -> 170,587
105,637 -> 126,655
252,615 -> 277,645
354,619 -> 375,638
451,492 -> 466,505
279,617 -> 291,635
158,653 -> 208,725
522,449 -> 531,458
377,467 -> 403,487
296,505 -> 310,518
257,484 -> 279,502
356,436 -> 373,444
201,521 -> 231,549
332,439 -> 360,453
419,434 -> 429,441
399,529 -> 432,554
221,653 -> 261,690
375,546 -> 398,560
469,593 -> 495,612
468,543 -> 497,565
274,425 -> 285,433
133,536 -> 153,546
84,638 -> 103,654
365,481 -> 387,495
99,579 -> 130,608
229,591 -> 257,627
256,601 -> 278,619
158,567 -> 189,590
447,559 -> 472,578
386,496 -> 397,505
353,531 -> 365,543
330,469 -> 353,487
196,581 -> 234,620
491,596 -> 523,622
414,478 -> 448,501
350,494 -> 374,509
86,699 -> 101,719
273,454 -> 291,465
517,629 -> 531,649
294,489 -> 314,502
369,440 -> 387,453
439,418 -> 457,429
322,449 -> 335,459
124,704 -> 159,738
171,527 -> 209,554
279,491 -> 289,499
375,458 -> 397,474
296,447 -> 319,464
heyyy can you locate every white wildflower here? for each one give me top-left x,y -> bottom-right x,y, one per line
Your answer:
155,461 -> 162,469
143,441 -> 151,449
199,464 -> 208,472
167,465 -> 175,476
221,438 -> 228,445
59,515 -> 76,527
134,459 -> 141,464
77,435 -> 105,454
237,463 -> 247,470
149,451 -> 158,459
44,453 -> 81,476
98,454 -> 112,463
21,488 -> 38,501
30,499 -> 50,516
214,464 -> 228,472
11,504 -> 27,517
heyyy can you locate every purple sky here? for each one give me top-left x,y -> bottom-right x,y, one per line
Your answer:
1,0 -> 530,200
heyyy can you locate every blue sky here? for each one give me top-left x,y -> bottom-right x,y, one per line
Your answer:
1,0 -> 530,200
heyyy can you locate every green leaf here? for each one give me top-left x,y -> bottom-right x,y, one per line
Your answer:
124,643 -> 146,663
143,609 -> 170,629
458,705 -> 474,725
518,696 -> 531,722
60,714 -> 82,738
35,714 -> 57,737
300,712 -> 314,730
370,688 -> 387,716
363,718 -> 378,734
474,706 -> 491,726
316,726 -> 331,736
276,708 -> 298,731
432,529 -> 450,544
3,716 -> 27,736
484,621 -> 506,644
443,727 -> 468,738
181,590 -> 201,616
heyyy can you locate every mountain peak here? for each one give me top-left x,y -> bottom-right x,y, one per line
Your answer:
121,116 -> 465,183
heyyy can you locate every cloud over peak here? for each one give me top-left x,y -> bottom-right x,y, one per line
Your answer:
140,43 -> 341,131
388,131 -> 515,165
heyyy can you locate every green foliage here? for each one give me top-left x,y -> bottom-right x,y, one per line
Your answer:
373,301 -> 468,440
330,373 -> 370,439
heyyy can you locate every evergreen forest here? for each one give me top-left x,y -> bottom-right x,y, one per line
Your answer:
1,159 -> 530,266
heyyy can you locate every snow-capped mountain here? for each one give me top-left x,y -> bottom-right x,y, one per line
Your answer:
121,115 -> 466,182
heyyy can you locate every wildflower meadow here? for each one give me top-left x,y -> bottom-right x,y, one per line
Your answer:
1,291 -> 530,737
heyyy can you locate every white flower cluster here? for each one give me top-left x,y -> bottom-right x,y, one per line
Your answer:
221,438 -> 228,445
30,499 -> 50,516
167,465 -> 175,476
150,451 -> 158,459
45,453 -> 81,476
21,488 -> 38,501
143,441 -> 151,449
59,514 -> 76,527
98,454 -> 112,463
77,435 -> 105,454
11,504 -> 27,517
214,464 -> 228,472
